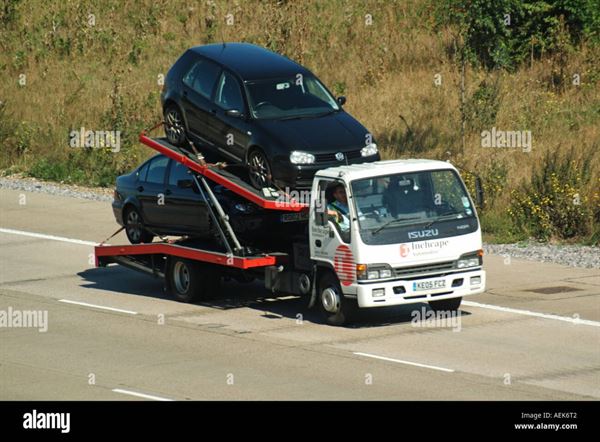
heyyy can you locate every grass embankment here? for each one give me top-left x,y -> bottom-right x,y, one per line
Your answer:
1,0 -> 598,243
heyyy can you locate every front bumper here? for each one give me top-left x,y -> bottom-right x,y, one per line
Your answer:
272,153 -> 380,190
353,269 -> 486,308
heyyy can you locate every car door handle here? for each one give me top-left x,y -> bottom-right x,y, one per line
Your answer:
137,185 -> 144,192
210,109 -> 217,114
165,189 -> 172,195
315,240 -> 322,248
183,90 -> 188,97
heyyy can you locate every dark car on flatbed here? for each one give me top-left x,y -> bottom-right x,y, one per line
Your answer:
160,42 -> 379,190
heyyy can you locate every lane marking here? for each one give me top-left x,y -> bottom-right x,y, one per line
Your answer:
462,301 -> 600,327
58,299 -> 138,315
353,352 -> 454,373
112,388 -> 174,402
0,227 -> 98,246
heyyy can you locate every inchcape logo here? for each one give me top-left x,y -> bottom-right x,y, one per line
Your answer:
408,228 -> 439,239
0,306 -> 47,332
23,410 -> 70,433
412,239 -> 449,250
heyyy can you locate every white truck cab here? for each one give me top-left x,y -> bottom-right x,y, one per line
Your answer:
309,159 -> 486,325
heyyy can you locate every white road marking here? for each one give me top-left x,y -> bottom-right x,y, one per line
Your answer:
463,300 -> 600,327
353,352 -> 455,373
112,388 -> 174,401
0,227 -> 98,246
58,299 -> 138,315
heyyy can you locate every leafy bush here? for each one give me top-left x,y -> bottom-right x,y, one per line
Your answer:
434,0 -> 600,70
509,147 -> 596,240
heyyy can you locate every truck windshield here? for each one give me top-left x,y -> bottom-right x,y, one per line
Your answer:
245,76 -> 339,120
351,169 -> 477,245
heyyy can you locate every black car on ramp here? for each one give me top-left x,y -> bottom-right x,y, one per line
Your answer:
160,43 -> 379,190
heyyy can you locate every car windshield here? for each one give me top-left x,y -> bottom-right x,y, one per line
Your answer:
351,169 -> 476,244
245,75 -> 339,119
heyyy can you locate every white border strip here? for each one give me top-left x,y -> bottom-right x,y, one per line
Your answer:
463,301 -> 600,327
58,299 -> 138,315
353,352 -> 454,373
0,227 -> 98,246
112,388 -> 173,402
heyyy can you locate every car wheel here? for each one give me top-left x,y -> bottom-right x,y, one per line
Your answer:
247,149 -> 272,190
124,206 -> 154,244
318,271 -> 357,326
163,105 -> 187,146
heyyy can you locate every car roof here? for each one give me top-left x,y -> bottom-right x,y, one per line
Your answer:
189,43 -> 311,81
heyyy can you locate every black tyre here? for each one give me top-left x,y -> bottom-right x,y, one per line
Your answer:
167,259 -> 221,303
317,271 -> 357,326
429,297 -> 462,312
163,105 -> 187,146
124,206 -> 154,244
246,148 -> 272,190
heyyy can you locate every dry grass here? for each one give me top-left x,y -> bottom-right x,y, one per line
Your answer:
1,0 -> 598,241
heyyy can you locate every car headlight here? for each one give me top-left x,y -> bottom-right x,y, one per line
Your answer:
360,143 -> 378,157
290,151 -> 315,164
357,264 -> 393,280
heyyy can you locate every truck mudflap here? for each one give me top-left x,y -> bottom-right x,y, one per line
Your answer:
352,269 -> 486,308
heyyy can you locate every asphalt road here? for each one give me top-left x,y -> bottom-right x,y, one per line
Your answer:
1,188 -> 599,400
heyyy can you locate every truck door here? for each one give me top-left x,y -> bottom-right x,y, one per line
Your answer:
310,179 -> 356,288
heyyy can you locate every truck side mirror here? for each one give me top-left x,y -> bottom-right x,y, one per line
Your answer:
475,176 -> 485,209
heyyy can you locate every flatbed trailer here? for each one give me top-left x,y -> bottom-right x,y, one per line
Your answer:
95,129 -> 308,304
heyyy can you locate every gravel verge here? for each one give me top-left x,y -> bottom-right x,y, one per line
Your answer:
1,176 -> 598,269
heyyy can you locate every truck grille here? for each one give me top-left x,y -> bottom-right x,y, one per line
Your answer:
394,261 -> 455,278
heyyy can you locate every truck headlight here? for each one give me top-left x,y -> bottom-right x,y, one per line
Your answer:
457,251 -> 483,269
360,143 -> 378,157
290,151 -> 315,164
357,264 -> 393,280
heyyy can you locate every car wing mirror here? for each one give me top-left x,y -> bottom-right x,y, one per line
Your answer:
336,96 -> 346,106
177,179 -> 194,189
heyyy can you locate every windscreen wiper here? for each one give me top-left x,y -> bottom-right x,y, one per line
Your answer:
422,213 -> 464,229
371,216 -> 423,236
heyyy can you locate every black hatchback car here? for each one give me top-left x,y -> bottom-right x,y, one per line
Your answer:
113,154 -> 267,244
160,43 -> 379,190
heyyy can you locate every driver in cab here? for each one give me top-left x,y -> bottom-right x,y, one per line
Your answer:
327,183 -> 350,233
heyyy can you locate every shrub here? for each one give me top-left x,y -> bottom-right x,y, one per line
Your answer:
509,147 -> 596,240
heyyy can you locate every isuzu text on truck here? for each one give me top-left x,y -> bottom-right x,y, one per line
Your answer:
96,131 -> 486,326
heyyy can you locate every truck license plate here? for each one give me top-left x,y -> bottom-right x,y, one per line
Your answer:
413,279 -> 446,291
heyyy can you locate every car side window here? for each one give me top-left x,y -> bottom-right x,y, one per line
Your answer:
182,59 -> 221,99
168,160 -> 191,187
145,156 -> 169,185
215,71 -> 244,111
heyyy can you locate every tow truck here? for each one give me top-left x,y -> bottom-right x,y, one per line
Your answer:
95,126 -> 486,325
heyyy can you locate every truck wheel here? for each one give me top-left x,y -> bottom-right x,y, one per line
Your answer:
124,206 -> 154,244
429,297 -> 462,312
318,272 -> 356,326
167,259 -> 220,303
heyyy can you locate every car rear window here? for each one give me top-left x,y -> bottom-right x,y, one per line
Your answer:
183,59 -> 221,99
145,156 -> 169,184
